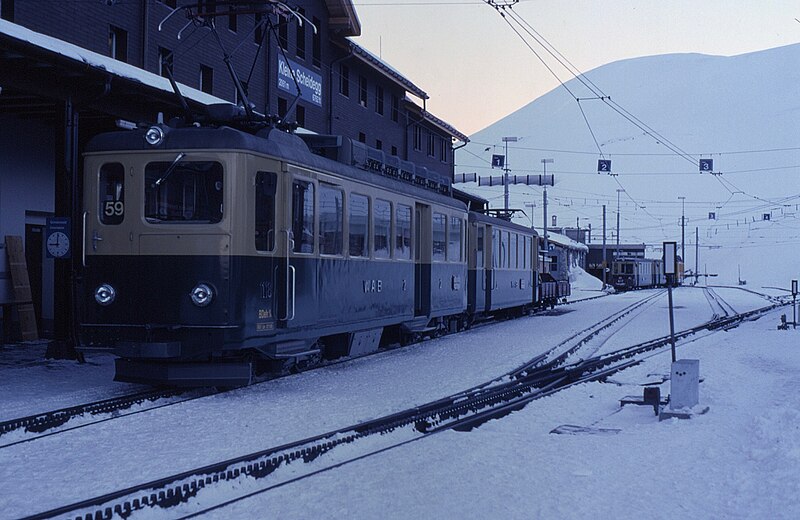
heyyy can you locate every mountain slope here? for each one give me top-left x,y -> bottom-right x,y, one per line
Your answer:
456,45 -> 800,286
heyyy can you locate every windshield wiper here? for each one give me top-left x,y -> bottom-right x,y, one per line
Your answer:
152,152 -> 186,188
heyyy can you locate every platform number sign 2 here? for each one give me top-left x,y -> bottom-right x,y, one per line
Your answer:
598,159 -> 611,174
699,159 -> 713,173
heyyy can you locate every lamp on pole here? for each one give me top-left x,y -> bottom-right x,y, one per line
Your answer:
678,196 -> 686,265
542,158 -> 553,255
615,188 -> 625,258
502,136 -> 517,211
524,202 -> 536,230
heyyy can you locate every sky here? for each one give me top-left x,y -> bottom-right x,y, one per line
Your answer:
352,0 -> 800,135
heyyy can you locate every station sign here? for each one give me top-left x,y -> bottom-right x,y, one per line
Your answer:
699,159 -> 713,172
491,154 -> 505,168
597,159 -> 611,174
663,241 -> 677,275
277,55 -> 323,107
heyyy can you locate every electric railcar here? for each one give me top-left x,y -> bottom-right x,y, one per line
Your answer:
78,120 -> 555,386
610,257 -> 667,291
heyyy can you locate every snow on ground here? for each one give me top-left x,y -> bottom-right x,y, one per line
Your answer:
0,287 -> 794,519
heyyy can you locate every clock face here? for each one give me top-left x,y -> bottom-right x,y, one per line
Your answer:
47,231 -> 70,258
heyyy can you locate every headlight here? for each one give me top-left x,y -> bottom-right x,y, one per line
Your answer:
95,284 -> 116,306
190,283 -> 214,307
144,126 -> 164,146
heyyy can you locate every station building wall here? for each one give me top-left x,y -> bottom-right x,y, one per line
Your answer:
0,115 -> 56,328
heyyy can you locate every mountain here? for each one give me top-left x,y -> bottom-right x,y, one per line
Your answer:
455,44 -> 800,287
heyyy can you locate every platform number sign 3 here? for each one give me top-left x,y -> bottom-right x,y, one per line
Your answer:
699,159 -> 713,172
598,159 -> 611,174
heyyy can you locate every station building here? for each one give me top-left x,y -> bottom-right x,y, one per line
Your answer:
0,1 -> 467,348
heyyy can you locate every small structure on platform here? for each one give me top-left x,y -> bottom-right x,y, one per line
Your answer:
659,359 -> 710,420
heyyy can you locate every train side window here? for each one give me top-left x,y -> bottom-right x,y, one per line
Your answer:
349,193 -> 369,257
395,204 -> 412,260
492,230 -> 499,269
500,231 -> 509,269
448,217 -> 462,262
374,198 -> 391,259
99,163 -> 125,225
319,184 -> 343,255
291,179 -> 315,254
522,236 -> 527,270
476,226 -> 484,269
255,172 -> 276,251
432,212 -> 446,262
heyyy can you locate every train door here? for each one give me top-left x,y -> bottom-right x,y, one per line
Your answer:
414,203 -> 431,317
84,161 -> 134,256
475,223 -> 487,313
277,174 -> 318,329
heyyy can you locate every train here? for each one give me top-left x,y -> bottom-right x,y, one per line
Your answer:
77,111 -> 569,387
610,256 -> 682,291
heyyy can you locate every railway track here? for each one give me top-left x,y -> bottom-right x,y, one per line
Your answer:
25,290 -> 725,520
0,289 -> 609,449
0,388 -> 206,448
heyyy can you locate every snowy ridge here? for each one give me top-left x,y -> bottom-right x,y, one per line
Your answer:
457,44 -> 800,287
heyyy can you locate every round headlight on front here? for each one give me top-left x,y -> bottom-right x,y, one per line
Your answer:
190,283 -> 214,307
144,126 -> 164,146
95,284 -> 116,306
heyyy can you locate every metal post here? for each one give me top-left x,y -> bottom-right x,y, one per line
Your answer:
602,205 -> 607,288
503,139 -> 509,211
616,189 -> 624,258
502,136 -> 517,211
695,227 -> 699,285
541,159 -> 553,257
678,196 -> 686,264
668,278 -> 677,362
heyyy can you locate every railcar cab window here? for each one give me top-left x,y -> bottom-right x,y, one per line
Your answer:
255,172 -> 277,252
319,185 -> 344,255
99,163 -> 125,225
374,199 -> 391,259
291,180 -> 315,254
349,193 -> 369,257
448,217 -> 462,262
432,212 -> 446,262
394,204 -> 412,260
144,161 -> 222,223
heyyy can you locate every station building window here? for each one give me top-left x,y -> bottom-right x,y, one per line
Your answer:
391,94 -> 399,123
296,8 -> 306,59
296,104 -> 306,128
375,85 -> 384,115
427,132 -> 435,157
339,64 -> 350,97
359,76 -> 368,107
439,137 -> 448,162
413,126 -> 422,151
1,0 -> 13,21
349,193 -> 369,257
312,17 -> 322,67
200,64 -> 213,94
254,13 -> 263,43
391,146 -> 398,156
375,139 -> 382,150
109,26 -> 128,63
228,5 -> 237,32
158,47 -> 173,78
358,132 -> 366,143
278,14 -> 288,50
